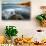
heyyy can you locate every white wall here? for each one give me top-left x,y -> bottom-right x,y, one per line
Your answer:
2,0 -> 30,4
0,0 -> 46,41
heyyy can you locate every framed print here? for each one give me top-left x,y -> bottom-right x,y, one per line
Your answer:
2,0 -> 31,20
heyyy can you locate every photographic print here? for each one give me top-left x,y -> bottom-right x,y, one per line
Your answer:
2,0 -> 30,20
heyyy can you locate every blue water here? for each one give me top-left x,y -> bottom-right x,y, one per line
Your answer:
2,4 -> 30,10
2,4 -> 30,20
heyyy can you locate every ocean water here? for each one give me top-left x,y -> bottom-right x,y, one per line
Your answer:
2,4 -> 30,10
2,4 -> 30,20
